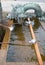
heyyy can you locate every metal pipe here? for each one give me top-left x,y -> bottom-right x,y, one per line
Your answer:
28,18 -> 43,65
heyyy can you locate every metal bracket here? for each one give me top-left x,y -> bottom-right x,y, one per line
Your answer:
8,25 -> 14,31
25,18 -> 34,26
25,21 -> 31,25
29,39 -> 36,44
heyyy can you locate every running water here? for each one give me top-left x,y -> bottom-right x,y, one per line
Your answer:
6,18 -> 45,62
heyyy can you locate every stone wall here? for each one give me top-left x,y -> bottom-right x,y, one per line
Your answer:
0,2 -> 3,22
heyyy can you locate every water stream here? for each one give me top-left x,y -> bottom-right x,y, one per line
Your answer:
6,18 -> 45,62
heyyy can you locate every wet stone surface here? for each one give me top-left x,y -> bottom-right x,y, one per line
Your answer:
6,19 -> 45,62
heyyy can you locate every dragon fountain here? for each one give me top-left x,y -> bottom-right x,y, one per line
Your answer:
7,3 -> 45,24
